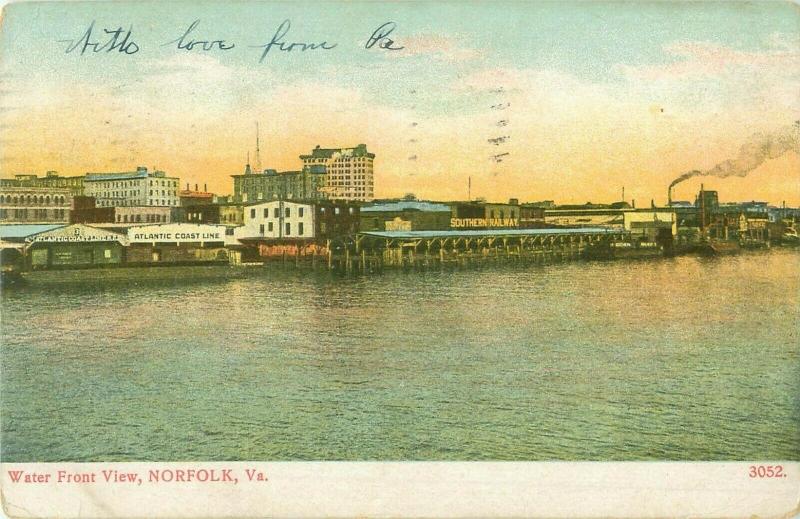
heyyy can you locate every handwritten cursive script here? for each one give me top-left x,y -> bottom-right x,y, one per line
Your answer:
255,20 -> 337,62
365,22 -> 404,50
164,20 -> 235,51
59,21 -> 139,55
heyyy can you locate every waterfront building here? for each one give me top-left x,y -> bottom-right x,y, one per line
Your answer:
449,200 -> 521,229
24,224 -> 127,270
544,207 -> 629,228
360,201 -> 452,232
126,223 -> 229,265
0,171 -> 85,196
236,199 -> 359,240
300,144 -> 375,202
236,200 -> 315,240
0,186 -> 72,224
84,167 -> 179,208
623,210 -> 677,242
232,163 -> 329,203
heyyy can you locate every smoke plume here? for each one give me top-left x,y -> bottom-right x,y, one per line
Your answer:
669,121 -> 800,190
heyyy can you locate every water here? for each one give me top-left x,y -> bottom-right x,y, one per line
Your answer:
1,251 -> 798,461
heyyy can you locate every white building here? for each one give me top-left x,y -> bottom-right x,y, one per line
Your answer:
235,200 -> 315,240
299,144 -> 375,202
84,167 -> 180,208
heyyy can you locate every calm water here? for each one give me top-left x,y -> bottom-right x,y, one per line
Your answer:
1,251 -> 798,461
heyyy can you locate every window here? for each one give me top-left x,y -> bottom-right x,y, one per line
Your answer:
299,207 -> 304,217
298,222 -> 304,235
349,207 -> 354,214
274,208 -> 279,218
263,208 -> 268,218
335,207 -> 340,215
250,208 -> 256,218
285,207 -> 291,217
268,222 -> 273,232
104,249 -> 112,259
259,224 -> 264,235
285,222 -> 291,235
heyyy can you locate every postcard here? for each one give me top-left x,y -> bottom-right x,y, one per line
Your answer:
0,0 -> 798,517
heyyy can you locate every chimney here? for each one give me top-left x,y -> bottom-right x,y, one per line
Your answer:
186,182 -> 189,190
204,183 -> 207,192
668,185 -> 673,206
195,184 -> 198,191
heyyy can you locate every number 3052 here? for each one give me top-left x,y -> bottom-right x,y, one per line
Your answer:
749,465 -> 785,478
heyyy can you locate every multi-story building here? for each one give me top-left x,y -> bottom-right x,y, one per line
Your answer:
0,171 -> 85,196
235,200 -> 359,241
232,163 -> 328,203
0,186 -> 72,224
300,144 -> 375,202
84,167 -> 179,208
236,200 -> 315,240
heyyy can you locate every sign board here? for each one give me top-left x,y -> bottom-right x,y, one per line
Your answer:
450,218 -> 518,229
128,224 -> 227,243
26,224 -> 127,244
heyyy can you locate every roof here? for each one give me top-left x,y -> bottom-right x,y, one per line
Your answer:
300,144 -> 375,160
362,201 -> 452,213
360,227 -> 623,239
0,224 -> 65,240
85,171 -> 149,181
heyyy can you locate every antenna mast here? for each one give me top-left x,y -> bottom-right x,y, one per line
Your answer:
254,121 -> 262,173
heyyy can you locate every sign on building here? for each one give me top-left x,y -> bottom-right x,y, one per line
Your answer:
25,224 -> 128,244
128,224 -> 227,243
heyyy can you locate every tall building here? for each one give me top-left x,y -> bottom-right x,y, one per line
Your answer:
84,167 -> 179,208
300,144 -> 375,202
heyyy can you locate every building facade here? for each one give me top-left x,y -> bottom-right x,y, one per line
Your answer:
84,167 -> 179,208
0,171 -> 85,196
300,144 -> 375,202
236,200 -> 315,240
0,187 -> 72,224
232,164 -> 328,203
360,201 -> 451,232
449,201 -> 521,229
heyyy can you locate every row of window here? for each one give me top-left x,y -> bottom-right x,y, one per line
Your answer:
0,208 -> 67,220
259,222 -> 303,235
0,194 -> 68,205
116,214 -> 168,223
250,207 -> 306,219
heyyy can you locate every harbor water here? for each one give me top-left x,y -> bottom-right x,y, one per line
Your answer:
1,250 -> 798,461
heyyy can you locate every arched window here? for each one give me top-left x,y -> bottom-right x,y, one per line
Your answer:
45,196 -> 50,204
13,196 -> 18,204
123,215 -> 129,223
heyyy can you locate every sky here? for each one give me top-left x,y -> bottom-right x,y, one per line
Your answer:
0,1 -> 798,206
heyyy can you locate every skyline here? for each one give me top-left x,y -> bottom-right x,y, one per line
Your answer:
1,1 -> 799,206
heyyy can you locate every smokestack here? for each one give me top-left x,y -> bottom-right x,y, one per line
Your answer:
195,183 -> 198,192
186,183 -> 189,190
204,183 -> 207,192
668,185 -> 673,206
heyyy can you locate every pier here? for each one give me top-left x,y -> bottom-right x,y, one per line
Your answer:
330,227 -> 631,273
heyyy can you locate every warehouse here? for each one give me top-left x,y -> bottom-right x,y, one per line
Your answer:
25,224 -> 127,270
126,223 -> 229,265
